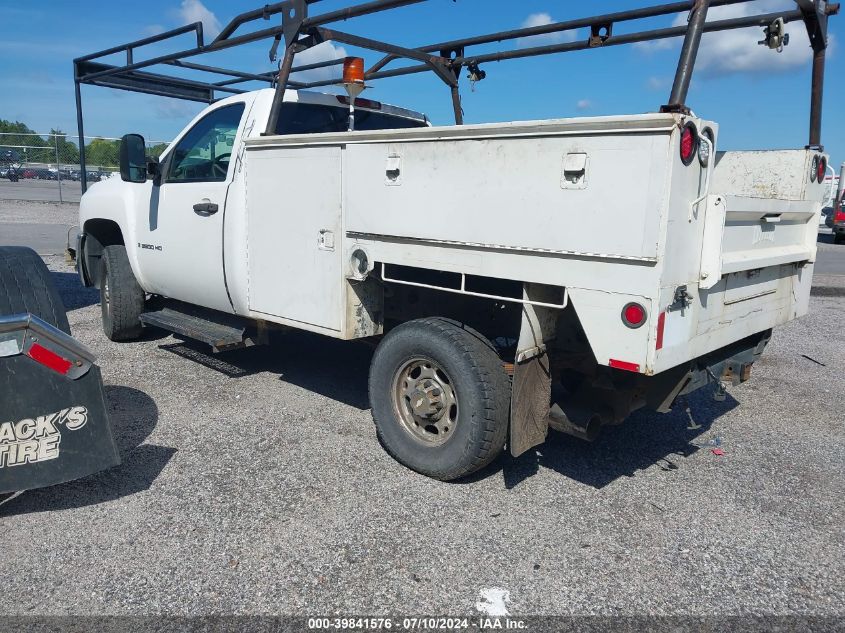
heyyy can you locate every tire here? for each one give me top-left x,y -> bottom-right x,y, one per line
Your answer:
369,317 -> 510,481
100,245 -> 144,341
834,233 -> 843,245
0,246 -> 70,334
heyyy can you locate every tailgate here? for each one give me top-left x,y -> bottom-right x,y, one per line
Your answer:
650,148 -> 825,374
699,194 -> 819,288
700,149 -> 825,289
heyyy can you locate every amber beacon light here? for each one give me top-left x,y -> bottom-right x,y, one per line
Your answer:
343,57 -> 365,85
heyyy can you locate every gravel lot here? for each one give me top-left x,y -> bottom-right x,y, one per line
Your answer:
0,179 -> 83,204
0,209 -> 843,619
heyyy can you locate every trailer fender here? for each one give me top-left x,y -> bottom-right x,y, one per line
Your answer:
0,314 -> 120,494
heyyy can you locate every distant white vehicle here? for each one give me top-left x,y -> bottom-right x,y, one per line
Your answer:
820,172 -> 838,227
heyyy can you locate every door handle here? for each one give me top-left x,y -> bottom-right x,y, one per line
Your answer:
193,202 -> 219,216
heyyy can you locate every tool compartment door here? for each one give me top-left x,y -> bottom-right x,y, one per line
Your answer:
246,146 -> 343,331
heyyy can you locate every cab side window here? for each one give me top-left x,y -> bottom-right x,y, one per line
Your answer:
166,103 -> 245,183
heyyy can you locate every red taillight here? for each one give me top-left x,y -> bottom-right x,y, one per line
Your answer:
817,156 -> 827,183
680,123 -> 698,166
622,302 -> 647,328
27,343 -> 73,375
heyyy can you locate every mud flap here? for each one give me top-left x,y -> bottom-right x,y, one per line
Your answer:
510,352 -> 551,457
0,314 -> 119,494
509,283 -> 560,457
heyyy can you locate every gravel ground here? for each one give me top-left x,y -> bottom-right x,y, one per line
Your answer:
0,199 -> 80,225
0,252 -> 842,619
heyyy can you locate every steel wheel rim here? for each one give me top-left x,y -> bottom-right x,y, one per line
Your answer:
392,357 -> 459,447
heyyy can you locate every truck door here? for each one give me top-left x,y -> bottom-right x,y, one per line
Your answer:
135,102 -> 247,312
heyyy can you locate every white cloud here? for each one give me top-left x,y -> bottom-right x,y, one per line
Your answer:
633,37 -> 676,53
154,99 -> 203,120
177,0 -> 221,40
517,13 -> 579,49
646,76 -> 668,91
289,42 -> 349,84
576,99 -> 592,111
142,24 -> 166,37
635,0 -> 827,76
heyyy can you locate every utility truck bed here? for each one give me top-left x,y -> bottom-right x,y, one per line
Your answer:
244,112 -> 822,377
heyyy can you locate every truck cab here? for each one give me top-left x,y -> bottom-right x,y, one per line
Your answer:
78,89 -> 427,313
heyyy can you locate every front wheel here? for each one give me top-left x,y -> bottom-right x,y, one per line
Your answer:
100,245 -> 144,341
369,317 -> 511,481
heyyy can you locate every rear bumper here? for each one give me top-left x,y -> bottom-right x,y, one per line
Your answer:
651,262 -> 811,375
677,330 -> 770,398
644,329 -> 772,414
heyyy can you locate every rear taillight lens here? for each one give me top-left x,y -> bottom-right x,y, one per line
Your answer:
817,156 -> 827,183
622,302 -> 647,328
680,122 -> 698,166
835,196 -> 845,222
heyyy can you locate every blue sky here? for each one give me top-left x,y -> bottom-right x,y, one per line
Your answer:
0,0 -> 842,166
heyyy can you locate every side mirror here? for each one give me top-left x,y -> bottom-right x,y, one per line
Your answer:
146,156 -> 161,180
119,134 -> 147,183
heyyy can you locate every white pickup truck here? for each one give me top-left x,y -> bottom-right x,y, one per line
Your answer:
76,87 -> 827,480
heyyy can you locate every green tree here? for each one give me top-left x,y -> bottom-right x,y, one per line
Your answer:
50,128 -> 80,167
147,143 -> 170,160
0,119 -> 51,164
85,137 -> 120,169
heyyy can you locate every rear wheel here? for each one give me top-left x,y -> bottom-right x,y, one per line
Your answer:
834,233 -> 843,245
100,245 -> 144,341
369,317 -> 510,481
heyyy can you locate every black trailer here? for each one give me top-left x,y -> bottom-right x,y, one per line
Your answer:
0,247 -> 119,501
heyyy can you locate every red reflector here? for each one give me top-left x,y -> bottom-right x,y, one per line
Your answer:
656,311 -> 666,351
609,359 -> 640,373
27,343 -> 73,375
817,156 -> 827,183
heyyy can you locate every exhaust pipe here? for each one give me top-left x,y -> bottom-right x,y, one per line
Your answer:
548,402 -> 603,442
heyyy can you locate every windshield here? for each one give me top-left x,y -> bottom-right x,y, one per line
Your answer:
275,102 -> 426,135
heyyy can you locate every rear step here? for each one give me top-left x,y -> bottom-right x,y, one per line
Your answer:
140,306 -> 257,352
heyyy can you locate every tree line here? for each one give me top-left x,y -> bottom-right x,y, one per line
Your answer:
0,119 -> 168,168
